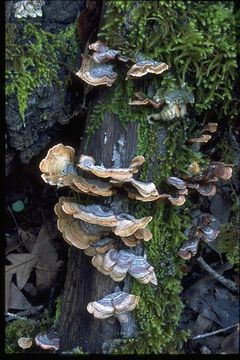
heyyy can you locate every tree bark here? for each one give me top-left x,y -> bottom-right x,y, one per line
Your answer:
58,90 -> 138,352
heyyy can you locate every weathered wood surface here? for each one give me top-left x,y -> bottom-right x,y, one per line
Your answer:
58,92 -> 138,352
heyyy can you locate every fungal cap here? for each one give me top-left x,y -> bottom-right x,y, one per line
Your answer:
76,55 -> 117,87
18,337 -> 33,349
35,328 -> 60,351
87,292 -> 140,319
188,134 -> 212,143
167,177 -> 187,190
39,143 -> 76,184
77,155 -> 144,181
126,59 -> 169,79
178,238 -> 200,260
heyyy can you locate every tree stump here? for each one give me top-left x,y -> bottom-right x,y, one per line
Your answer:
58,91 -> 138,352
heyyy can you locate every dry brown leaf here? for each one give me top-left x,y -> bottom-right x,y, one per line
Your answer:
31,222 -> 62,292
6,253 -> 38,290
18,229 -> 37,253
8,283 -> 31,310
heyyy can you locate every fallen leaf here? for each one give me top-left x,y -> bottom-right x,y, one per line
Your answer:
32,222 -> 61,292
8,283 -> 31,310
19,229 -> 37,253
5,269 -> 13,312
6,253 -> 38,290
220,329 -> 239,354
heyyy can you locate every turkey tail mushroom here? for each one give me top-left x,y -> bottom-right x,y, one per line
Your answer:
126,59 -> 169,79
76,54 -> 118,87
77,154 -> 145,181
87,291 -> 140,322
92,249 -> 157,285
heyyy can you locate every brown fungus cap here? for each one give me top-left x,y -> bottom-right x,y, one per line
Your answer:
54,197 -> 101,249
76,54 -> 117,87
92,249 -> 157,285
88,40 -> 129,64
126,59 -> 169,79
35,328 -> 60,351
207,162 -> 233,181
87,291 -> 140,321
39,143 -> 76,186
77,154 -> 145,181
129,91 -> 164,108
188,134 -> 212,143
178,238 -> 200,260
84,237 -> 115,257
203,122 -> 218,133
61,201 -> 152,238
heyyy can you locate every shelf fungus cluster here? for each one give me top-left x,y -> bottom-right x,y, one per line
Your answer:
76,40 -> 129,87
189,122 -> 218,144
92,249 -> 157,285
178,213 -> 220,260
39,142 -> 167,323
167,161 -> 233,198
87,291 -> 140,323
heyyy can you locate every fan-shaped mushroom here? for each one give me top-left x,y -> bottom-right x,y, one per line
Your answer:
129,91 -> 164,108
188,134 -> 212,143
76,54 -> 117,87
39,143 -> 77,186
61,201 -> 152,238
92,249 -> 157,284
35,328 -> 60,351
178,238 -> 200,260
18,337 -> 33,349
88,40 -> 129,64
87,291 -> 140,322
178,213 -> 220,260
54,197 -> 107,249
84,237 -> 115,256
126,59 -> 169,79
77,154 -> 145,181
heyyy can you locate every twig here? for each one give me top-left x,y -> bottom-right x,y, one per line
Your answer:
197,256 -> 238,293
191,323 -> 239,340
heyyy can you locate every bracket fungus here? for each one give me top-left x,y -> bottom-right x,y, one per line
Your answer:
54,197 -> 108,249
126,59 -> 169,79
189,122 -> 218,144
76,54 -> 118,87
39,143 -> 76,186
178,213 -> 220,260
18,337 -> 33,349
84,237 -> 115,257
61,201 -> 152,239
89,40 -> 129,64
87,291 -> 140,322
167,161 -> 233,199
35,328 -> 60,351
77,154 -> 145,181
188,134 -> 212,144
129,91 -> 164,108
92,249 -> 157,285
39,144 -> 115,197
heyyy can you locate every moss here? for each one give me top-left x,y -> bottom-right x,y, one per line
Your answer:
99,1 -> 238,121
6,20 -> 78,125
5,309 -> 53,353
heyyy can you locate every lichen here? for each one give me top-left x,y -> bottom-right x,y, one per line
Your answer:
6,19 -> 78,125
